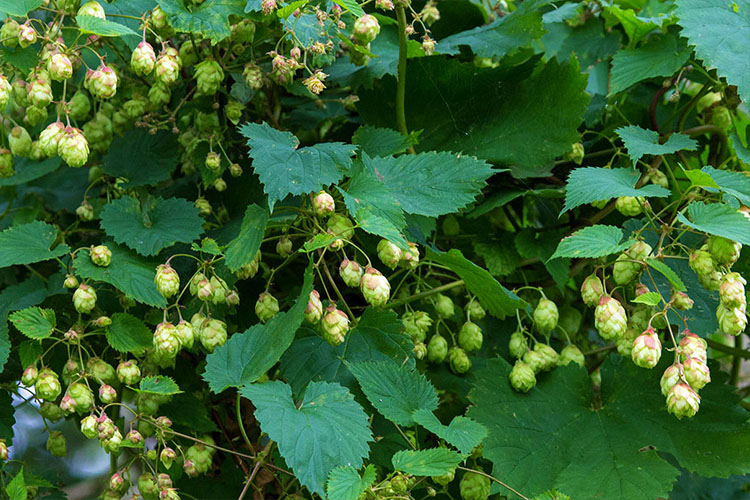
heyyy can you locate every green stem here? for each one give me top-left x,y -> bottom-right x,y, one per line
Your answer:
706,338 -> 750,360
730,335 -> 746,388
395,6 -> 409,138
384,279 -> 464,309
236,392 -> 254,453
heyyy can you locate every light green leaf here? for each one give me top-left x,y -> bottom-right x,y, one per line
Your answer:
279,309 -> 414,395
8,307 -> 55,339
365,152 -> 495,218
5,468 -> 25,500
683,169 -> 720,189
339,159 -> 407,247
428,249 -> 526,319
358,58 -> 589,175
203,263 -> 313,393
73,244 -> 167,308
224,204 -> 268,271
157,0 -> 246,43
392,448 -> 464,476
102,130 -> 179,187
632,291 -> 662,306
468,357 -> 750,499
562,167 -> 670,213
242,380 -> 372,497
348,360 -> 438,426
100,196 -> 204,256
0,221 -> 70,269
327,465 -> 376,500
138,375 -> 182,395
677,202 -> 750,246
550,225 -> 635,260
106,313 -> 153,353
439,0 -> 548,58
239,122 -> 356,211
300,232 -> 339,253
0,0 -> 43,16
352,126 -> 417,157
275,0 -> 306,19
700,166 -> 750,205
412,409 -> 487,455
646,259 -> 686,292
331,0 -> 364,17
606,6 -> 674,45
609,34 -> 691,95
676,0 -> 750,102
616,126 -> 698,166
75,15 -> 139,37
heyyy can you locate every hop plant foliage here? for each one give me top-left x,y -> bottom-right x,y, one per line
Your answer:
0,0 -> 748,499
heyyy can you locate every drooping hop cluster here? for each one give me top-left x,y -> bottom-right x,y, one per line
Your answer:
594,296 -> 627,341
631,327 -> 661,369
658,331 -> 710,419
612,240 -> 652,285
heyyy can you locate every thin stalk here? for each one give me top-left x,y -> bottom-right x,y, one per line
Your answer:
384,280 -> 464,309
395,7 -> 410,140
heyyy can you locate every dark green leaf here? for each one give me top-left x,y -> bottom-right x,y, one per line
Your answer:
0,221 -> 70,269
327,465 -> 376,500
550,225 -> 635,260
358,58 -> 589,175
365,152 -> 495,218
238,122 -> 356,211
563,167 -> 670,213
0,157 -> 60,187
75,15 -> 139,37
676,0 -> 750,102
439,0 -> 547,58
8,307 -> 55,340
0,390 -> 15,446
677,202 -> 750,246
73,244 -> 167,308
242,380 -> 372,497
352,126 -> 417,157
609,34 -> 691,95
617,126 -> 698,166
646,259 -> 687,292
473,240 -> 520,278
157,0 -> 246,43
412,409 -> 487,455
100,196 -> 204,256
279,308 -> 414,395
348,360 -> 438,426
160,393 -> 218,432
392,448 -> 464,476
339,159 -> 407,247
428,249 -> 525,318
468,357 -> 750,499
18,340 -> 42,369
138,375 -> 182,395
700,166 -> 750,205
106,313 -> 153,353
224,204 -> 268,271
203,263 -> 313,393
102,130 -> 179,187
